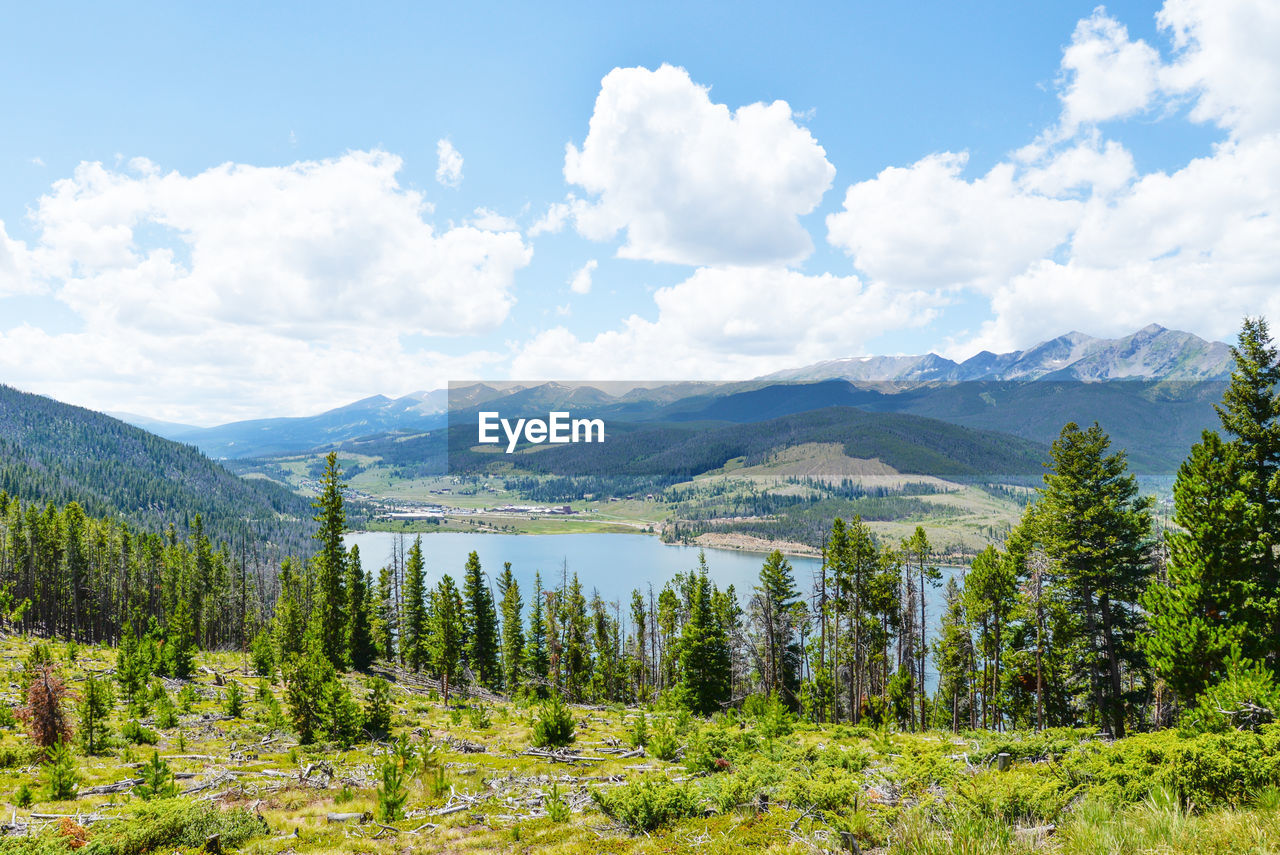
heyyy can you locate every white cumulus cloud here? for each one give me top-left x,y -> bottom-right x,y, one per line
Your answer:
513,266 -> 938,380
569,259 -> 597,294
564,64 -> 835,267
436,139 -> 464,187
0,150 -> 531,422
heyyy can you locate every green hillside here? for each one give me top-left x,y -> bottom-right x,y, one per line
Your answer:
0,383 -> 314,552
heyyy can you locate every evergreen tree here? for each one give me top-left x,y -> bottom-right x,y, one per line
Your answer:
135,750 -> 178,800
311,452 -> 348,668
429,575 -> 464,706
1037,422 -> 1153,738
751,550 -> 802,704
497,562 -> 524,694
374,564 -> 396,663
115,619 -> 146,708
965,545 -> 1016,730
165,599 -> 195,679
77,674 -> 113,755
679,567 -> 731,714
562,574 -> 591,701
1145,432 -> 1263,705
284,622 -> 334,745
364,676 -> 393,738
904,526 -> 941,731
345,545 -> 375,671
932,576 -> 973,732
462,551 -> 501,691
630,589 -> 648,700
525,572 -> 549,683
402,537 -> 428,672
273,557 -> 307,668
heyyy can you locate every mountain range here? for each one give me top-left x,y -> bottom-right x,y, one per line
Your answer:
763,324 -> 1233,383
115,324 -> 1234,466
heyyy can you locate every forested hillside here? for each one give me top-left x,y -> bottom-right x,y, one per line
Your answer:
0,384 -> 314,553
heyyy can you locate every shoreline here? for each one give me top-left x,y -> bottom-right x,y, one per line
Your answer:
347,525 -> 824,560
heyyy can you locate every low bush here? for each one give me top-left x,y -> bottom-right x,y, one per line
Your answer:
593,778 -> 701,833
530,695 -> 575,748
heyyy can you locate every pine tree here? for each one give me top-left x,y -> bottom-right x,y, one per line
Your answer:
403,537 -> 428,671
273,557 -> 307,668
904,526 -> 941,731
1213,317 -> 1280,664
165,599 -> 196,679
497,562 -> 525,694
562,574 -> 591,701
679,567 -> 731,714
965,545 -> 1016,730
374,564 -> 397,662
346,545 -> 375,671
1037,422 -> 1153,738
630,589 -> 648,700
429,575 -> 463,706
42,741 -> 78,801
323,678 -> 363,749
312,452 -> 348,668
751,550 -> 802,704
525,572 -> 549,683
462,551 -> 501,691
116,619 -> 146,708
364,676 -> 393,738
135,750 -> 178,800
77,674 -> 113,755
1144,431 -> 1263,706
932,576 -> 973,731
284,622 -> 335,745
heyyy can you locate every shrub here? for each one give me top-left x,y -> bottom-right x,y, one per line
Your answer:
176,684 -> 197,714
224,681 -> 244,718
14,783 -> 33,808
364,677 -> 393,738
546,782 -> 570,822
1183,654 -> 1280,734
78,798 -> 267,854
1059,727 -> 1280,809
120,720 -> 158,746
134,750 -> 178,801
376,754 -> 409,822
628,710 -> 649,748
468,704 -> 492,729
778,765 -> 862,813
0,745 -> 41,769
531,695 -> 575,748
42,742 -> 77,801
593,778 -> 700,833
684,723 -> 738,775
648,716 -> 680,762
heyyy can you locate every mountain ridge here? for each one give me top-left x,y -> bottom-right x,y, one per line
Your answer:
762,324 -> 1233,383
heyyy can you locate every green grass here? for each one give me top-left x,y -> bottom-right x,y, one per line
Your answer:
2,637 -> 1279,854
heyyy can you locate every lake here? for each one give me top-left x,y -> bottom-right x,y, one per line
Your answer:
343,530 -> 958,686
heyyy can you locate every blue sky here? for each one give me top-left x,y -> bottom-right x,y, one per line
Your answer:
2,1 -> 1277,423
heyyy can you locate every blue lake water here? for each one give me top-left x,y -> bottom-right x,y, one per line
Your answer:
343,530 -> 958,686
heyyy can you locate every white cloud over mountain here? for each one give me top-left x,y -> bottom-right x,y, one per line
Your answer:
0,150 -> 529,421
4,1 -> 1280,421
820,0 -> 1280,357
512,266 -> 938,380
